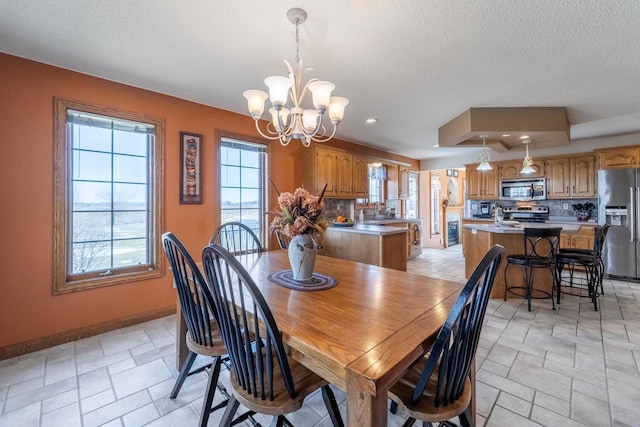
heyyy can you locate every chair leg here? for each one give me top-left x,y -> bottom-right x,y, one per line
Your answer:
401,417 -> 416,427
199,356 -> 223,427
321,385 -> 344,427
503,263 -> 509,301
459,407 -> 474,427
170,351 -> 197,399
220,394 -> 240,427
390,400 -> 399,414
525,267 -> 533,312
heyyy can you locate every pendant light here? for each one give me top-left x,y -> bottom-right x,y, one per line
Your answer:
520,139 -> 536,174
476,135 -> 493,171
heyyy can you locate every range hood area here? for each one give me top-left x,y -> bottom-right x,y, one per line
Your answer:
438,107 -> 570,152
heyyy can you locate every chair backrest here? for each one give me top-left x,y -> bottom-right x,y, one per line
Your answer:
162,232 -> 219,348
523,227 -> 562,262
210,222 -> 263,255
411,244 -> 505,407
273,229 -> 290,250
594,224 -> 610,258
202,243 -> 296,400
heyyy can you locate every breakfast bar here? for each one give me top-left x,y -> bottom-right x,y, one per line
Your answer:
463,222 -> 584,299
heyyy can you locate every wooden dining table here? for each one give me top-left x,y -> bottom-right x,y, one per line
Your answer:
175,250 -> 470,427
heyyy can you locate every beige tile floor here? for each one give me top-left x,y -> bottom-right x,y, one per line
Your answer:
1,245 -> 640,426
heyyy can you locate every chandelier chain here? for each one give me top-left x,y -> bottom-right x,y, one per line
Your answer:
295,20 -> 300,64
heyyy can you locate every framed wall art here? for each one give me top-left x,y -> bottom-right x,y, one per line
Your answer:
453,169 -> 459,178
180,131 -> 203,204
446,169 -> 452,177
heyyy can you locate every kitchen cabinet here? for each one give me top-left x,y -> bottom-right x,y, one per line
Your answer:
352,156 -> 370,198
386,163 -> 399,200
303,147 -> 370,198
596,146 -> 640,170
398,166 -> 410,198
466,164 -> 499,200
546,154 -> 596,199
560,225 -> 595,250
500,159 -> 545,179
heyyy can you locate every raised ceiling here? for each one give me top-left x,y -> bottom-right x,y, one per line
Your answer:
1,1 -> 639,161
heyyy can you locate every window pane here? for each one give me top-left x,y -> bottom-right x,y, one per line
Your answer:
72,124 -> 112,152
73,181 -> 112,210
241,150 -> 260,168
114,212 -> 147,239
221,188 -> 240,206
113,183 -> 147,210
113,130 -> 148,156
113,154 -> 147,183
73,150 -> 112,181
72,241 -> 111,273
240,188 -> 259,205
73,212 -> 112,242
221,209 -> 241,223
221,165 -> 240,187
242,168 -> 259,188
221,146 -> 240,165
113,239 -> 148,267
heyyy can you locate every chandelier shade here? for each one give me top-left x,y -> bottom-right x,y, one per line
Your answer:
243,8 -> 348,147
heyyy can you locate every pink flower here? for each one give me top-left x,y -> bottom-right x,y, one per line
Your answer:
267,185 -> 328,239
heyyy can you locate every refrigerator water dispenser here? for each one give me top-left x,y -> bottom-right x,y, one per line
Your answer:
605,207 -> 627,227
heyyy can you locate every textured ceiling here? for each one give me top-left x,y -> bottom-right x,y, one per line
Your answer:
1,1 -> 639,161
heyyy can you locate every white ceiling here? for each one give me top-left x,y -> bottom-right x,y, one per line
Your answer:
1,1 -> 640,161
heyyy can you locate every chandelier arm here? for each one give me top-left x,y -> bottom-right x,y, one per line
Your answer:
252,120 -> 283,141
298,77 -> 318,109
310,124 -> 337,143
283,60 -> 300,106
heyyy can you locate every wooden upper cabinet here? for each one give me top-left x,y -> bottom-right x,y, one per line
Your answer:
465,164 -> 499,200
546,154 -> 596,199
500,159 -> 545,179
335,152 -> 353,197
546,158 -> 570,198
597,147 -> 640,169
303,147 -> 373,199
398,166 -> 410,198
314,148 -> 338,196
386,163 -> 399,201
571,154 -> 597,198
352,156 -> 370,198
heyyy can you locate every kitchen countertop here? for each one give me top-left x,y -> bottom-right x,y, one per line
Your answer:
463,216 -> 598,225
463,222 -> 585,234
359,218 -> 422,225
327,223 -> 409,235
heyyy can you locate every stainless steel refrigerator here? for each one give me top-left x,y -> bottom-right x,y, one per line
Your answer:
599,168 -> 640,280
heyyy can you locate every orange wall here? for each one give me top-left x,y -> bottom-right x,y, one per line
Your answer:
0,53 -> 418,348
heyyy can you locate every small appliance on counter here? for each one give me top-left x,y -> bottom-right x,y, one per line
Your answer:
473,202 -> 492,218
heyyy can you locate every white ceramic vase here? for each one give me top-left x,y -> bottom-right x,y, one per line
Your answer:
288,234 -> 317,281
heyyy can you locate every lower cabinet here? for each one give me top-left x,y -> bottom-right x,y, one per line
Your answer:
560,225 -> 595,250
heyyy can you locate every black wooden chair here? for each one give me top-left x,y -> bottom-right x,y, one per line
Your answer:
274,229 -> 290,249
558,224 -> 609,295
555,225 -> 608,311
201,243 -> 344,427
210,222 -> 263,255
388,244 -> 504,427
161,232 -> 230,427
504,227 -> 562,311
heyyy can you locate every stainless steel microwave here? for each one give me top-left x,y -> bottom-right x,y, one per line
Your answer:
500,178 -> 546,201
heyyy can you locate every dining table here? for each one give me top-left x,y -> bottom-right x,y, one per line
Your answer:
174,250 -> 471,427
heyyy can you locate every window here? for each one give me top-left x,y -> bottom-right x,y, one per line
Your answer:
53,98 -> 164,294
406,171 -> 419,218
219,136 -> 267,244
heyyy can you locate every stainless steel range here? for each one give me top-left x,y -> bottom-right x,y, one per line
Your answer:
502,206 -> 549,223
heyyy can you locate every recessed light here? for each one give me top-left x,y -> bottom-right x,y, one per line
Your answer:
519,135 -> 530,139
502,134 -> 511,137
365,118 -> 377,124
434,144 -> 439,147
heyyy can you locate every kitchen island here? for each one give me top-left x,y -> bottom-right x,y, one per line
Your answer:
321,223 -> 408,271
463,222 -> 587,299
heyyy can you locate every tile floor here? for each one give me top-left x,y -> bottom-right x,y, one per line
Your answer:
1,245 -> 640,426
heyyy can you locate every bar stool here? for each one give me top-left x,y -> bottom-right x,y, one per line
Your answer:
504,227 -> 562,311
555,225 -> 608,311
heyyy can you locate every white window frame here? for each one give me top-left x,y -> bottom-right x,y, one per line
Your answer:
53,98 -> 164,294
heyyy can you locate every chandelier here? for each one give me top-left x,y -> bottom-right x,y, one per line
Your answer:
520,139 -> 535,174
243,8 -> 349,147
476,134 -> 492,171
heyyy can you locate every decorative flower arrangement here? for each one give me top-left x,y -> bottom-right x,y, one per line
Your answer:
571,202 -> 596,221
268,183 -> 329,239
